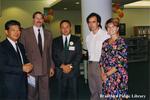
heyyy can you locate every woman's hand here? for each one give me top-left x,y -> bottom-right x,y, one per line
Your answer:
101,72 -> 107,82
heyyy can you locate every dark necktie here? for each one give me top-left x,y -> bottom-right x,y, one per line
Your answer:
64,37 -> 68,62
64,37 -> 68,50
38,29 -> 42,56
16,43 -> 22,64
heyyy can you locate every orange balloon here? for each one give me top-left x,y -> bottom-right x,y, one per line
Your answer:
48,9 -> 54,15
113,4 -> 120,10
116,9 -> 122,14
119,12 -> 124,18
116,17 -> 120,21
113,3 -> 124,19
112,4 -> 120,13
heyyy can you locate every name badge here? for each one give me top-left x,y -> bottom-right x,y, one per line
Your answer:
69,46 -> 75,51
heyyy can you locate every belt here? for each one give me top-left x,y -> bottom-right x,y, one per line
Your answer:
88,61 -> 99,63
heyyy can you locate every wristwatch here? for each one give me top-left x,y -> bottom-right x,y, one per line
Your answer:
70,65 -> 73,68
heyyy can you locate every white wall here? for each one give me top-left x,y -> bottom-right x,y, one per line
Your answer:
119,8 -> 150,37
0,0 -> 53,41
0,0 -> 81,41
47,10 -> 81,38
0,0 -> 150,40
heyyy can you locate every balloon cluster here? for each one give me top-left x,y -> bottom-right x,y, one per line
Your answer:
113,3 -> 124,21
44,9 -> 54,23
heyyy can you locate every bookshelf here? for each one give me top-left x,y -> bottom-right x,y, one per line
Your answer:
134,26 -> 150,38
126,37 -> 148,63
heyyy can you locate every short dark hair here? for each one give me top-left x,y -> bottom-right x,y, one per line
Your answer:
5,20 -> 21,30
86,12 -> 102,28
32,11 -> 44,19
105,18 -> 120,30
60,20 -> 71,27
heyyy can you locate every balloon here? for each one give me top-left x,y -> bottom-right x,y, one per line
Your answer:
44,9 -> 54,23
48,9 -> 54,15
116,17 -> 120,21
119,12 -> 124,18
116,9 -> 122,14
113,4 -> 120,10
47,15 -> 53,21
113,3 -> 124,19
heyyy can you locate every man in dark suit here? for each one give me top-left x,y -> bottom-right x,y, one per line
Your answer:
0,20 -> 33,100
20,11 -> 55,100
52,20 -> 82,100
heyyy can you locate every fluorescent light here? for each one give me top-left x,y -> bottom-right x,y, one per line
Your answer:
64,8 -> 68,10
124,1 -> 150,8
46,0 -> 61,7
75,2 -> 80,5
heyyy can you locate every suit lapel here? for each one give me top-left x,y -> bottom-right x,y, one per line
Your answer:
4,39 -> 21,63
30,28 -> 38,46
58,36 -> 65,63
69,35 -> 73,46
60,36 -> 64,50
43,30 -> 48,53
31,28 -> 48,55
5,39 -> 17,55
30,27 -> 42,55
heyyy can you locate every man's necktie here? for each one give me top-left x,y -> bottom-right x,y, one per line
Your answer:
64,36 -> 68,50
16,43 -> 23,64
38,29 -> 42,56
64,37 -> 68,61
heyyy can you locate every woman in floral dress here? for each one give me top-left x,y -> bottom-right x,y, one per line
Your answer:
99,18 -> 128,99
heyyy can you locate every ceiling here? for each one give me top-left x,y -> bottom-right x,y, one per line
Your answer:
50,0 -> 142,10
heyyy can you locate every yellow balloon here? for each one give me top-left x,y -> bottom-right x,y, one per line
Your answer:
116,9 -> 122,14
47,15 -> 53,21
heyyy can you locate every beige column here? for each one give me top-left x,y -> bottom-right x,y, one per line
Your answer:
81,0 -> 112,49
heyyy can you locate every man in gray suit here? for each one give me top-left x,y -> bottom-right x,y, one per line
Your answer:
20,11 -> 55,100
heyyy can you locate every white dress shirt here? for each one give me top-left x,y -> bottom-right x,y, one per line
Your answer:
62,34 -> 71,46
33,26 -> 44,50
86,28 -> 110,62
7,37 -> 24,64
7,37 -> 17,51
